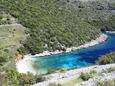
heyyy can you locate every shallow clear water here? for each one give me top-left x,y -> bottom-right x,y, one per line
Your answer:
31,32 -> 115,74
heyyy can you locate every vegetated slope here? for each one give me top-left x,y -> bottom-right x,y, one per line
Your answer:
0,24 -> 26,67
60,0 -> 115,31
0,11 -> 12,25
0,0 -> 101,54
97,52 -> 115,65
0,67 -> 44,86
0,12 -> 42,86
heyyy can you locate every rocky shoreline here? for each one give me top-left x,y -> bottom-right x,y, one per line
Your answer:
33,64 -> 115,86
106,31 -> 115,34
16,33 -> 108,74
23,33 -> 108,59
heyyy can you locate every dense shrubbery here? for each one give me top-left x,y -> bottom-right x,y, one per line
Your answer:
97,79 -> 115,86
0,26 -> 26,67
80,73 -> 95,81
0,49 -> 10,66
0,0 -> 101,54
0,10 -> 15,25
72,0 -> 115,31
96,52 -> 115,65
1,0 -> 115,54
106,67 -> 115,73
0,0 -> 115,55
0,69 -> 44,86
89,14 -> 115,31
0,0 -> 115,85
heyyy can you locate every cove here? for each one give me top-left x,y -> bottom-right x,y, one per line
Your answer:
31,32 -> 115,74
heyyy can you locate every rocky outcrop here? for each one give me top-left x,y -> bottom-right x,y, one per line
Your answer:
33,64 -> 115,86
75,72 -> 115,86
23,33 -> 108,58
15,53 -> 24,62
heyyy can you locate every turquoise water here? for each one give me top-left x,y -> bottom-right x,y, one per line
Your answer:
31,32 -> 115,74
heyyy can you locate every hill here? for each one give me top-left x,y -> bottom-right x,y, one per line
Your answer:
0,23 -> 26,67
0,0 -> 101,54
1,0 -> 115,54
0,0 -> 115,86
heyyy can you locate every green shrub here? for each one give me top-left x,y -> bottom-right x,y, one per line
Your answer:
48,83 -> 62,86
0,69 -> 44,86
96,52 -> 115,65
17,46 -> 26,54
106,68 -> 115,73
97,79 -> 115,86
80,73 -> 95,81
0,0 -> 101,54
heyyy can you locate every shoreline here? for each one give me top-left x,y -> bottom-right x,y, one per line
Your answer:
16,55 -> 37,74
106,31 -> 115,34
33,63 -> 115,86
23,33 -> 108,58
16,33 -> 108,74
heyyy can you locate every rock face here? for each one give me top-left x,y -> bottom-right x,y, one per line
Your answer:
75,72 -> 115,86
15,53 -> 24,62
33,64 -> 115,86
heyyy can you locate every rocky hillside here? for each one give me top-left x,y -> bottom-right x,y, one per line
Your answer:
0,0 -> 115,86
33,64 -> 115,86
0,0 -> 101,54
60,0 -> 115,31
1,0 -> 115,54
0,14 -> 26,69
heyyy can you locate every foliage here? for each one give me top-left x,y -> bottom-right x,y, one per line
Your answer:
0,0 -> 115,55
0,0 -> 101,54
106,67 -> 115,73
0,49 -> 10,66
96,52 -> 115,65
96,79 -> 115,86
48,83 -> 62,86
0,26 -> 26,68
0,11 -> 13,25
0,0 -> 115,85
62,78 -> 83,86
0,69 -> 44,86
80,73 -> 95,81
17,46 -> 26,54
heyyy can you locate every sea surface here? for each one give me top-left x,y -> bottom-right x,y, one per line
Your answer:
30,32 -> 115,74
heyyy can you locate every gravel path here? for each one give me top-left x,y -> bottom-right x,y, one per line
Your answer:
0,24 -> 26,29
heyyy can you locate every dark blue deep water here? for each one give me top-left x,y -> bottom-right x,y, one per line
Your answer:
31,32 -> 115,74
